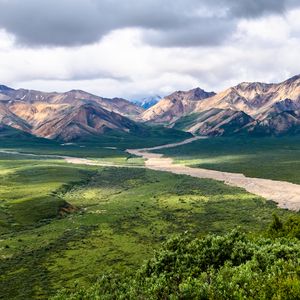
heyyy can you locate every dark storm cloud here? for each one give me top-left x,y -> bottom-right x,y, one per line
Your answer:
144,18 -> 236,47
0,0 -> 298,47
224,0 -> 286,17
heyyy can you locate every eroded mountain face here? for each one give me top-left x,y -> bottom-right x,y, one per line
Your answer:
141,88 -> 216,124
195,75 -> 300,117
142,75 -> 300,136
0,87 -> 144,141
1,75 -> 300,140
172,108 -> 255,136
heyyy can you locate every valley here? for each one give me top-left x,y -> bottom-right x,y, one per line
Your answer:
3,136 -> 300,211
128,137 -> 300,211
1,75 -> 300,299
158,136 -> 300,184
0,143 -> 296,299
2,1 -> 300,298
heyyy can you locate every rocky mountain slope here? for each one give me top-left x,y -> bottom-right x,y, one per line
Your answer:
0,86 -> 143,117
0,102 -> 31,132
143,75 -> 300,136
173,108 -> 254,136
195,75 -> 300,117
0,86 -> 144,141
141,88 -> 216,124
1,74 -> 300,140
246,109 -> 300,136
31,103 -> 141,141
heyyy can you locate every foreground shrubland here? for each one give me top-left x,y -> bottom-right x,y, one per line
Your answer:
54,216 -> 300,300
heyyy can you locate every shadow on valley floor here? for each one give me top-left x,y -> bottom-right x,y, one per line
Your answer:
157,136 -> 300,184
0,156 -> 297,299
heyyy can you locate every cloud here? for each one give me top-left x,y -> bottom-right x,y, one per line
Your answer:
225,0 -> 285,17
0,3 -> 300,100
144,18 -> 236,47
0,0 -> 298,47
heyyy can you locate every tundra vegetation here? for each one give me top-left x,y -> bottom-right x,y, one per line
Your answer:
0,134 -> 299,299
157,136 -> 300,184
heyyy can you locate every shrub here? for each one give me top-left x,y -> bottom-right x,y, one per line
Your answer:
53,230 -> 300,300
268,214 -> 300,239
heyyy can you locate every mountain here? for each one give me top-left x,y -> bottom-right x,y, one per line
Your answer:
255,98 -> 300,121
0,84 -> 14,92
195,75 -> 300,117
0,102 -> 31,132
173,108 -> 254,136
263,110 -> 300,135
0,87 -> 143,118
245,109 -> 300,136
141,87 -> 216,124
0,86 -> 145,141
1,74 -> 300,140
31,102 -> 142,141
144,75 -> 300,137
132,95 -> 161,109
193,75 -> 300,136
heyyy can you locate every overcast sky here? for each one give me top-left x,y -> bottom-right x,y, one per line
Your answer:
0,0 -> 299,99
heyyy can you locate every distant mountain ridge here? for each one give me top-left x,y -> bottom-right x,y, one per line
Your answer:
0,88 -> 143,117
0,86 -> 145,141
195,75 -> 300,117
132,95 -> 161,109
1,74 -> 300,140
142,75 -> 300,136
141,87 -> 216,124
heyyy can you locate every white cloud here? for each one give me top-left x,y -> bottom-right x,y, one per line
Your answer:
0,6 -> 300,99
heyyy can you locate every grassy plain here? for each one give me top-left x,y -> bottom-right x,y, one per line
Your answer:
0,150 -> 296,299
157,136 -> 300,184
0,124 -> 190,158
1,131 -> 299,299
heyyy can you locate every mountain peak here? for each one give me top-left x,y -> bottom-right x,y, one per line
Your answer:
141,87 -> 216,123
166,87 -> 215,102
192,87 -> 207,92
67,89 -> 91,95
283,74 -> 300,85
191,87 -> 216,99
234,81 -> 270,90
132,95 -> 161,109
0,84 -> 14,91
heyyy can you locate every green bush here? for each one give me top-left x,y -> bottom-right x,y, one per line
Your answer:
268,214 -> 300,239
53,230 -> 300,300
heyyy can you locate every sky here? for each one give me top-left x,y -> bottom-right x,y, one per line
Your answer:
0,0 -> 300,99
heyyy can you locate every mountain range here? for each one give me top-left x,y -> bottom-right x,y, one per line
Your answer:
0,74 -> 300,141
0,87 -> 145,141
141,75 -> 300,136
